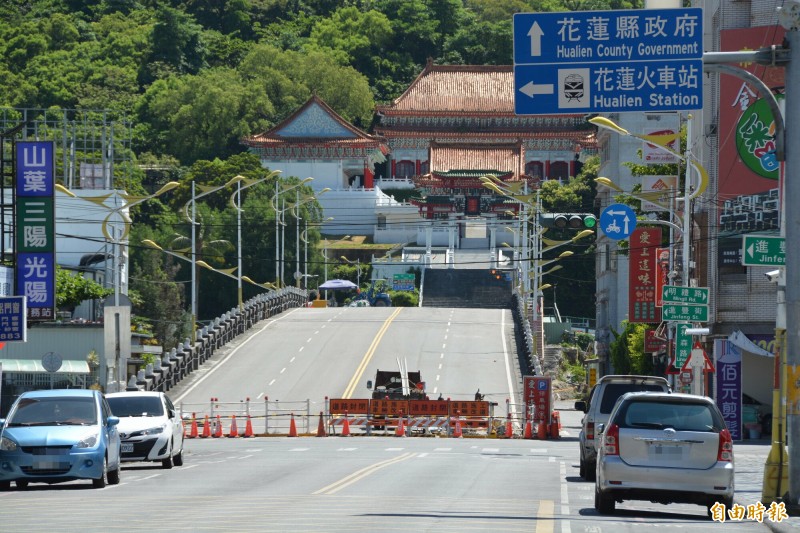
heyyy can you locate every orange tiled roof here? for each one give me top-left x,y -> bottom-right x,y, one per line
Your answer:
376,62 -> 584,117
429,142 -> 524,175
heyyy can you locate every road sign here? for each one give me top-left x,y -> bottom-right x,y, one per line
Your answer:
674,323 -> 692,367
662,303 -> 708,322
0,296 -> 27,342
662,285 -> 709,305
742,235 -> 785,266
599,203 -> 637,240
513,8 -> 703,115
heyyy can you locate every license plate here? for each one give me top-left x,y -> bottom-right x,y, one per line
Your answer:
653,444 -> 682,456
121,443 -> 134,453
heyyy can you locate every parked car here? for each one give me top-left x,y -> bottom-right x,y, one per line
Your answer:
574,375 -> 670,480
0,389 -> 121,489
106,391 -> 184,469
595,391 -> 734,517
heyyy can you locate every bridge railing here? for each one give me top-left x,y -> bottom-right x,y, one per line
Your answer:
126,287 -> 307,394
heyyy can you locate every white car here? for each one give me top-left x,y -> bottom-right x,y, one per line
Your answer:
106,391 -> 184,469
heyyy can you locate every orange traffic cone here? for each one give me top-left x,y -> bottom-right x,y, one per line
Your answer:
395,413 -> 406,437
549,412 -> 560,439
288,413 -> 298,437
316,412 -> 327,437
187,413 -> 198,439
201,415 -> 211,438
213,415 -> 223,438
228,415 -> 239,438
341,411 -> 351,437
243,415 -> 254,438
537,418 -> 548,440
453,412 -> 463,438
524,418 -> 533,439
505,414 -> 514,439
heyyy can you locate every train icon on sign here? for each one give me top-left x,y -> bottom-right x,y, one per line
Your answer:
564,74 -> 584,101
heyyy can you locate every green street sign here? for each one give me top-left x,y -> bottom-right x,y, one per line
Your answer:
675,323 -> 692,368
662,304 -> 708,322
742,235 -> 785,267
662,285 -> 709,305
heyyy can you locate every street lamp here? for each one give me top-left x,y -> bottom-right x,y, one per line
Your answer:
291,188 -> 330,287
301,216 -> 333,290
273,177 -> 314,286
229,171 -> 282,311
340,256 -> 361,287
182,175 -> 248,339
56,181 -> 179,392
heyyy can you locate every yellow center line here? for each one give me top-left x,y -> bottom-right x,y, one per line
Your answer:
535,499 -> 554,533
312,452 -> 417,495
342,307 -> 403,398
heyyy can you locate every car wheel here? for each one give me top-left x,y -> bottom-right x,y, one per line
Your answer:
595,486 -> 615,514
107,463 -> 121,485
162,442 -> 174,469
92,458 -> 107,488
173,449 -> 184,467
15,480 -> 28,489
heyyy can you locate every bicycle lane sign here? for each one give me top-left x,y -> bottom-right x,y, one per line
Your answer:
600,203 -> 637,240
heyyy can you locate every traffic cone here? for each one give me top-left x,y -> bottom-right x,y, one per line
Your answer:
395,413 -> 406,437
341,411 -> 351,437
187,413 -> 198,439
228,415 -> 239,438
243,415 -> 254,438
549,412 -> 560,439
201,415 -> 211,438
537,419 -> 548,440
316,412 -> 327,437
213,415 -> 223,438
453,412 -> 463,438
288,413 -> 298,437
524,418 -> 533,439
505,414 -> 514,438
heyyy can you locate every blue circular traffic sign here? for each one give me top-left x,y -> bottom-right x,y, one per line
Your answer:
600,203 -> 637,240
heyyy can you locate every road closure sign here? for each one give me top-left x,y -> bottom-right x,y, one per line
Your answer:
513,8 -> 703,115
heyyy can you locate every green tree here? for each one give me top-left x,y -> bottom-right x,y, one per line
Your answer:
56,266 -> 111,312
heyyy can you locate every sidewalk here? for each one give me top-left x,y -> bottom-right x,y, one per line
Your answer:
554,400 -> 799,531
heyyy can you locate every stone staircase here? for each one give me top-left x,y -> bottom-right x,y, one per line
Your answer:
421,268 -> 513,309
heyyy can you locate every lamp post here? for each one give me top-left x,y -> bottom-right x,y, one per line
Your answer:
340,256 -> 361,287
290,188 -> 330,287
229,171 -> 282,311
272,178 -> 314,286
56,181 -> 179,392
182,175 -> 249,339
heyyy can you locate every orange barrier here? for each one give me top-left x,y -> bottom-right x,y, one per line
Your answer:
244,415 -> 254,438
395,414 -> 406,437
549,411 -> 560,439
186,413 -> 199,439
228,415 -> 239,438
201,415 -> 211,438
288,413 -> 298,437
316,412 -> 326,437
213,415 -> 223,438
504,414 -> 513,438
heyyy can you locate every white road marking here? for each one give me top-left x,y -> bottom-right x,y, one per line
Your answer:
438,363 -> 442,370
417,453 -> 429,458
560,461 -> 571,533
314,330 -> 320,335
289,448 -> 309,452
257,392 -> 264,399
280,368 -> 286,374
530,449 -> 548,454
290,357 -> 295,363
442,343 -> 446,349
299,346 -> 304,352
433,448 -> 452,452
306,338 -> 312,343
337,448 -> 357,452
549,456 -> 556,462
436,375 -> 440,381
385,448 -> 404,452
482,448 -> 500,453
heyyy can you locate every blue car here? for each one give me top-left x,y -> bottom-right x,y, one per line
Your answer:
0,389 -> 121,489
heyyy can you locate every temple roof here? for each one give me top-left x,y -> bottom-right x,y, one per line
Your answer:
243,95 -> 388,152
429,142 -> 524,176
376,61 -> 583,118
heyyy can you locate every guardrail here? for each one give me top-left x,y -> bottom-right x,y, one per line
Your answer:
125,288 -> 307,393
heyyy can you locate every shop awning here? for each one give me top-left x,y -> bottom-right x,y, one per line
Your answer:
0,359 -> 91,374
727,330 -> 773,358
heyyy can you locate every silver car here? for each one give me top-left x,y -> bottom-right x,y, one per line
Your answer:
595,392 -> 734,517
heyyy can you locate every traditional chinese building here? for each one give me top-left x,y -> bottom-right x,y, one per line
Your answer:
373,61 -> 596,219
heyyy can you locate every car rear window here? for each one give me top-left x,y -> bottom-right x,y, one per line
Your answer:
614,400 -> 724,432
599,383 -> 667,414
107,396 -> 164,417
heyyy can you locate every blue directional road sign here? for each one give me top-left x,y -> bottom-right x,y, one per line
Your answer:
600,203 -> 637,240
513,8 -> 703,115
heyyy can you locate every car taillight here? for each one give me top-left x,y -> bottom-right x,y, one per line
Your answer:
717,429 -> 733,461
587,421 -> 594,441
603,423 -> 619,456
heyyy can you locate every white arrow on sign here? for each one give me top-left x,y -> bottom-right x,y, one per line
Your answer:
623,215 -> 631,234
746,242 -> 755,258
607,210 -> 626,216
519,81 -> 554,98
528,22 -> 544,57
